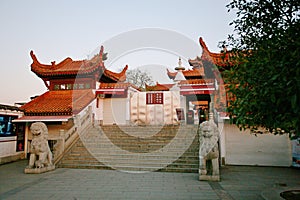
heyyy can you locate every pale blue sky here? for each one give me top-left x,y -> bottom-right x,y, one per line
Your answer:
0,0 -> 235,105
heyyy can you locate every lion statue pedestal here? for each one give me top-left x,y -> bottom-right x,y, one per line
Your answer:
24,122 -> 55,174
199,104 -> 220,181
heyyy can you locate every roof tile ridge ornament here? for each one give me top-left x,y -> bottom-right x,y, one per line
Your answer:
199,37 -> 213,62
103,64 -> 128,82
174,57 -> 185,71
145,81 -> 173,91
30,50 -> 73,71
30,50 -> 57,70
99,45 -> 105,68
30,50 -> 41,65
199,37 -> 209,53
116,65 -> 128,82
156,82 -> 164,87
173,57 -> 186,82
121,65 -> 129,75
166,68 -> 177,76
199,37 -> 234,68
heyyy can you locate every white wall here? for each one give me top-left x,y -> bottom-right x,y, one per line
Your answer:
95,98 -> 103,122
224,122 -> 292,166
103,98 -> 127,125
0,136 -> 17,157
130,91 -> 181,125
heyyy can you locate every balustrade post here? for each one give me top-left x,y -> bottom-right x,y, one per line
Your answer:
53,130 -> 65,160
74,115 -> 81,129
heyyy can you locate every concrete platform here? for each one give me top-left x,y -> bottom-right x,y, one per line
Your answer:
0,160 -> 299,200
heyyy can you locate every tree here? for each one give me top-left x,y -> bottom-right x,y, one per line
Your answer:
126,68 -> 154,90
223,0 -> 300,137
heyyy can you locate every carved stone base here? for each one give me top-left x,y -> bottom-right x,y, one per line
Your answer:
24,165 -> 55,174
199,174 -> 220,182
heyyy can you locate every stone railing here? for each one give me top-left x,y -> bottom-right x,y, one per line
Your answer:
77,106 -> 93,134
53,106 -> 93,164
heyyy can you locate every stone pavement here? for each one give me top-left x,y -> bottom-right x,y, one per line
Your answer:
0,160 -> 299,200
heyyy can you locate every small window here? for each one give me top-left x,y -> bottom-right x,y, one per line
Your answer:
73,84 -> 78,90
61,84 -> 66,90
54,85 -> 60,90
79,84 -> 84,89
85,83 -> 91,89
0,115 -> 17,136
66,84 -> 72,90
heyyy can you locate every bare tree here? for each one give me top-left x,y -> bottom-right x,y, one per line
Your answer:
126,68 -> 154,90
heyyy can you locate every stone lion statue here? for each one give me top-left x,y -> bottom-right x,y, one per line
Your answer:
199,111 -> 220,181
26,122 -> 53,169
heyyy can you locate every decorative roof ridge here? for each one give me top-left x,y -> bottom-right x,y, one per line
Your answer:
30,48 -> 105,77
200,37 -> 233,56
199,37 -> 236,68
145,82 -> 174,91
199,37 -> 219,62
103,65 -> 128,82
166,68 -> 177,77
188,56 -> 202,63
199,37 -> 209,53
30,50 -> 80,70
145,81 -> 173,87
188,56 -> 202,61
99,46 -> 105,67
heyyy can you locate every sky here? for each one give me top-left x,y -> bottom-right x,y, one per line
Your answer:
0,0 -> 235,105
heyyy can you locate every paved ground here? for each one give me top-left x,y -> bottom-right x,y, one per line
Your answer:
0,160 -> 299,200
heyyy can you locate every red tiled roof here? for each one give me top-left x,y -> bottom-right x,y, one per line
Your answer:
30,46 -> 128,82
167,68 -> 204,80
199,37 -> 236,68
30,51 -> 103,77
20,89 -> 95,116
145,82 -> 174,91
102,65 -> 128,82
188,56 -> 203,68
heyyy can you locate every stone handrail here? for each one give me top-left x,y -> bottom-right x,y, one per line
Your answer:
53,105 -> 93,164
78,106 -> 93,132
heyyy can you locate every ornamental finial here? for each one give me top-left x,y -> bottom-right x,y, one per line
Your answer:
175,57 -> 185,71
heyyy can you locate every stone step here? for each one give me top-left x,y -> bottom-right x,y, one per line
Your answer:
58,161 -> 199,173
64,154 -> 199,162
84,131 -> 197,137
66,150 -> 199,157
59,155 -> 199,166
60,158 -> 198,166
58,125 -> 200,173
59,152 -> 199,168
58,163 -> 198,173
79,144 -> 199,149
69,151 -> 199,157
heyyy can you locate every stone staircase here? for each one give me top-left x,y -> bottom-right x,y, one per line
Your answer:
57,125 -> 199,173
